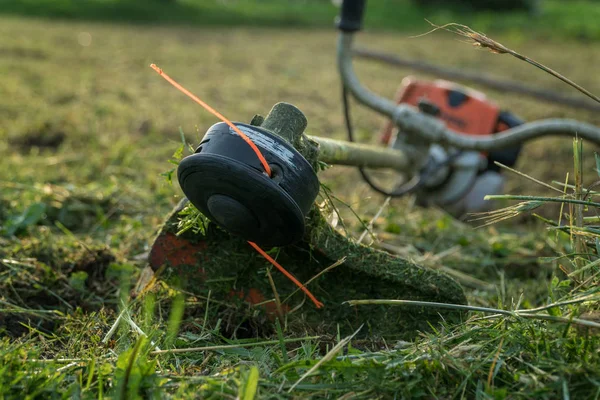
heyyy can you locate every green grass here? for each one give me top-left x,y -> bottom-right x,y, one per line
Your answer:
1,0 -> 600,41
1,13 -> 600,399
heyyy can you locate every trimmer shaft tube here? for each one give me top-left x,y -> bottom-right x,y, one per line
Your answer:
310,136 -> 410,171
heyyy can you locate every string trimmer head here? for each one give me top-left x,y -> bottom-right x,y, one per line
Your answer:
150,102 -> 467,338
177,105 -> 319,247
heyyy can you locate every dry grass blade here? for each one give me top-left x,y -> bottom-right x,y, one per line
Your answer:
416,21 -> 600,105
494,162 -> 564,194
484,195 -> 600,208
102,309 -> 126,344
558,173 -> 570,243
487,337 -> 505,390
357,197 -> 390,244
150,336 -> 320,355
572,138 -> 588,274
265,268 -> 285,326
0,299 -> 63,319
469,201 -> 543,227
282,257 -> 346,305
346,300 -> 600,329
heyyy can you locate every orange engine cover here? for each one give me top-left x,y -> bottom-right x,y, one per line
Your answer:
381,77 -> 501,144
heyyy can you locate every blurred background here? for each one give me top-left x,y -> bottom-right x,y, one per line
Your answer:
1,0 -> 600,244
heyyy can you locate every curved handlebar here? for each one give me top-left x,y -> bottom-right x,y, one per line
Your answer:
337,32 -> 600,150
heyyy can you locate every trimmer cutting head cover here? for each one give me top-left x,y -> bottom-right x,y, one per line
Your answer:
177,122 -> 320,248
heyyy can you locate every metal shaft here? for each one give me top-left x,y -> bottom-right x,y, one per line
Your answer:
259,102 -> 412,172
309,135 -> 411,171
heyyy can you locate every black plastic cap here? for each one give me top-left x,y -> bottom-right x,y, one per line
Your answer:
177,122 -> 320,248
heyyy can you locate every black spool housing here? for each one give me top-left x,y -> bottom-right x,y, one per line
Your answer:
177,122 -> 320,248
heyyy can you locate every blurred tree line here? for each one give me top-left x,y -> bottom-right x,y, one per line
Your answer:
152,0 -> 540,13
413,0 -> 540,12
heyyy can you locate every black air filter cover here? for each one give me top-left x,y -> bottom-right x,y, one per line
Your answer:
177,122 -> 319,248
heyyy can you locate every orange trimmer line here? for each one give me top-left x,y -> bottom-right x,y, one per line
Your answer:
150,64 -> 271,177
248,242 -> 323,309
150,64 -> 323,309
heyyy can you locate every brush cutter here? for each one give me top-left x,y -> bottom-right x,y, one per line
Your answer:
148,0 -> 600,337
